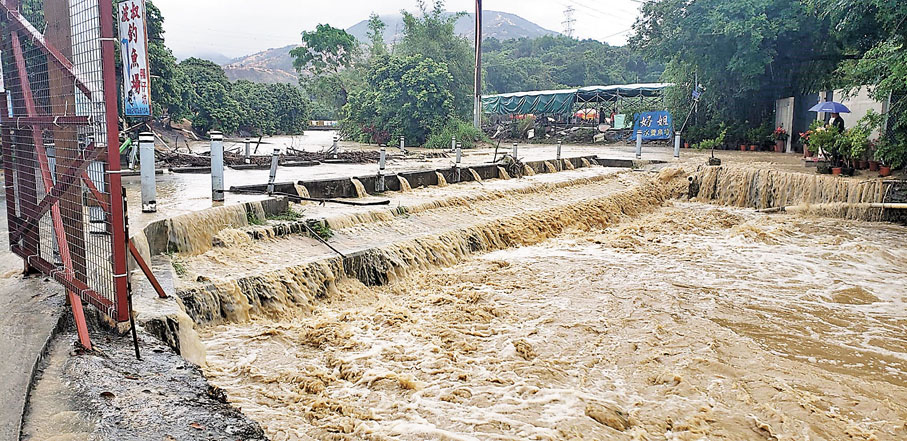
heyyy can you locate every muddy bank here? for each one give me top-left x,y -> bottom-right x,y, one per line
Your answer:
21,321 -> 266,441
198,202 -> 907,440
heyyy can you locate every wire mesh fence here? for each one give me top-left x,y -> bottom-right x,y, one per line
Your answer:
1,0 -> 129,322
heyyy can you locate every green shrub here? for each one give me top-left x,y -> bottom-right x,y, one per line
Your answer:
424,118 -> 487,149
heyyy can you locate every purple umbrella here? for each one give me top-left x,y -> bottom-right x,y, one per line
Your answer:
809,101 -> 851,113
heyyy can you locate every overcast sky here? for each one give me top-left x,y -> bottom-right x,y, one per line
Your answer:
152,0 -> 643,60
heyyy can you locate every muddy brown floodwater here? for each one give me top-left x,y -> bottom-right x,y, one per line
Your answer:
196,201 -> 907,440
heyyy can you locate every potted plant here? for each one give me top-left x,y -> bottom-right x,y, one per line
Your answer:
807,124 -> 843,174
771,127 -> 789,152
874,139 -> 905,177
695,128 -> 726,166
868,138 -> 880,171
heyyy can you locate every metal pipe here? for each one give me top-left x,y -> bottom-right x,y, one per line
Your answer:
635,131 -> 642,159
139,132 -> 156,213
557,140 -> 562,171
759,203 -> 907,213
266,148 -> 280,195
210,131 -> 224,202
674,131 -> 681,159
455,143 -> 462,183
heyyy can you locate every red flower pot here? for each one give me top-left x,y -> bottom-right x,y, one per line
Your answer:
684,142 -> 690,149
832,167 -> 842,176
739,144 -> 746,151
879,166 -> 891,177
869,161 -> 880,172
774,140 -> 784,152
749,145 -> 757,151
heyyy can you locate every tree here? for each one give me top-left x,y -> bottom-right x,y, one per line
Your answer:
366,13 -> 387,58
233,81 -> 311,135
290,24 -> 359,75
398,0 -> 473,118
179,58 -> 240,133
343,55 -> 455,145
632,0 -> 842,125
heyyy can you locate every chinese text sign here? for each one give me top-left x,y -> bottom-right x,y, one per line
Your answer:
119,0 -> 151,117
633,111 -> 673,141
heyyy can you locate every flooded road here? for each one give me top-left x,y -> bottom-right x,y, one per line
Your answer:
197,202 -> 907,440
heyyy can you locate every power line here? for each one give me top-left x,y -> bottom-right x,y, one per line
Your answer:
562,6 -> 576,38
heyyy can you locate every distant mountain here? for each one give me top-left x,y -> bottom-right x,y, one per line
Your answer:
223,11 -> 559,84
223,45 -> 300,84
177,50 -> 233,65
346,10 -> 560,44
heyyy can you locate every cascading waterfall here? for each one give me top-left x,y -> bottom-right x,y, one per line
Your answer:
398,176 -> 412,192
435,172 -> 448,187
468,169 -> 482,182
176,168 -> 688,326
544,161 -> 558,173
497,167 -> 511,180
350,178 -> 368,198
563,159 -> 575,170
523,164 -> 536,176
581,158 -> 593,168
692,166 -> 888,220
294,184 -> 310,199
168,203 -> 259,255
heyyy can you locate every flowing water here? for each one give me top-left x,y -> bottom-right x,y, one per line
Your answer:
190,170 -> 907,440
467,169 -> 482,183
435,172 -> 448,187
295,184 -> 311,199
497,167 -> 511,180
545,161 -> 558,174
523,164 -> 536,176
581,158 -> 593,168
398,177 -> 412,192
563,160 -> 575,170
351,179 -> 368,198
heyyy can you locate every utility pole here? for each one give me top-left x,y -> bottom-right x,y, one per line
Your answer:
563,6 -> 576,38
473,0 -> 483,129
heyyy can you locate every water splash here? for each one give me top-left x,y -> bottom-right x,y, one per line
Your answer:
523,164 -> 536,176
581,158 -> 593,168
168,203 -> 255,255
497,167 -> 511,180
545,161 -> 558,173
468,168 -> 482,182
350,178 -> 368,198
563,159 -> 575,170
435,172 -> 449,187
398,176 -> 412,192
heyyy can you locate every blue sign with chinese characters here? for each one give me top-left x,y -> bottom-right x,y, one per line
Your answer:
633,111 -> 673,140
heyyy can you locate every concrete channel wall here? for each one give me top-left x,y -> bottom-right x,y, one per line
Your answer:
231,156 -> 648,199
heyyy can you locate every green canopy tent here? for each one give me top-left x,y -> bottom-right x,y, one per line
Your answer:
482,83 -> 671,123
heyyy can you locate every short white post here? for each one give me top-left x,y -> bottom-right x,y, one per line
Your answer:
451,136 -> 456,152
139,132 -> 156,213
331,135 -> 339,157
673,132 -> 681,160
557,140 -> 562,171
455,142 -> 462,182
377,147 -> 386,192
210,131 -> 225,202
244,138 -> 252,164
266,148 -> 280,195
635,131 -> 643,160
512,142 -> 518,159
399,136 -> 406,154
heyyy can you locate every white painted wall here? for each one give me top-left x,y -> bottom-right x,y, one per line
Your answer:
833,87 -> 887,137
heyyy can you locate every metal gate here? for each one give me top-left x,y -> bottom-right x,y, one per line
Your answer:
1,0 -> 129,346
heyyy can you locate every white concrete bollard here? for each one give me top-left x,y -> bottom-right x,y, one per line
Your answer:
139,132 -> 156,213
635,131 -> 643,160
244,138 -> 252,164
266,148 -> 280,195
451,136 -> 456,152
331,135 -> 339,157
455,142 -> 462,182
377,147 -> 387,192
513,142 -> 518,159
674,132 -> 681,159
210,131 -> 225,202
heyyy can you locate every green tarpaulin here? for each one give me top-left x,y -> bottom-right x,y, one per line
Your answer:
482,83 -> 671,116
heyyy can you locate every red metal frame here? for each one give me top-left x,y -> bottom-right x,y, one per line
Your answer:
0,0 -> 134,351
